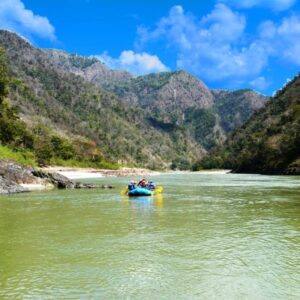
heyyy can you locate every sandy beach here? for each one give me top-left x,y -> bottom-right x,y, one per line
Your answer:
20,183 -> 55,191
194,170 -> 231,175
42,166 -> 161,180
17,168 -> 230,193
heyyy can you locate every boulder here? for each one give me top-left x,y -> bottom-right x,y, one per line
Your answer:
284,166 -> 300,175
0,160 -> 115,195
32,170 -> 75,189
0,176 -> 28,194
0,160 -> 36,184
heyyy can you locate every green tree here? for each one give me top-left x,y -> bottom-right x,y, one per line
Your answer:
0,47 -> 9,104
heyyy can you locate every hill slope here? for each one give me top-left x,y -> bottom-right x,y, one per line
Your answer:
45,48 -> 268,151
45,49 -> 133,87
195,75 -> 300,174
0,30 -> 203,168
0,30 -> 268,169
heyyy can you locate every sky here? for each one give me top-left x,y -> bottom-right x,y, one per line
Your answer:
1,0 -> 300,95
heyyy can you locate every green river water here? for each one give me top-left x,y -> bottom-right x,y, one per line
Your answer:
0,172 -> 300,299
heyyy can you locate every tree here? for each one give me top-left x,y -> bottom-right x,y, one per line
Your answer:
0,47 -> 9,104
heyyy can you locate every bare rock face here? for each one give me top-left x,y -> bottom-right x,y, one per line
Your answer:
32,169 -> 75,189
0,160 -> 37,184
31,169 -> 103,189
0,176 -> 28,194
157,71 -> 214,110
0,160 -> 48,194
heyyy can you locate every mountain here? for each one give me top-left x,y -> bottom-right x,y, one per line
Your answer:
45,48 -> 268,151
46,48 -> 267,120
0,30 -> 203,168
45,49 -> 133,87
0,30 -> 268,169
195,75 -> 300,175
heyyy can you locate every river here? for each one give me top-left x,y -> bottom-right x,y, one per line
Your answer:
0,172 -> 299,299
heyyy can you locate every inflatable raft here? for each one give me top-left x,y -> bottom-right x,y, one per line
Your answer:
128,187 -> 154,197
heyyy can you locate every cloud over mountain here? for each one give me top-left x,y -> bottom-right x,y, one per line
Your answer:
136,4 -> 268,86
259,15 -> 300,65
219,0 -> 297,11
0,0 -> 56,40
96,50 -> 169,76
135,3 -> 300,90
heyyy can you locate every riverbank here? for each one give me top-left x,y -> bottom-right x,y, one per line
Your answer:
0,160 -> 116,194
0,160 -> 163,194
42,166 -> 162,180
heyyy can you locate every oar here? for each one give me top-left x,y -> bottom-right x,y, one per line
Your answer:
120,187 -> 128,195
154,186 -> 164,194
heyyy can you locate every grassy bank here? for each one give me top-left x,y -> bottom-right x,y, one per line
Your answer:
0,145 -> 36,166
0,145 -> 120,169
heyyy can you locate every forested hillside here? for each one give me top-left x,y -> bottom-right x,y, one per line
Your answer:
195,75 -> 300,175
0,30 -> 203,169
0,30 -> 268,169
0,46 -> 115,167
46,48 -> 268,153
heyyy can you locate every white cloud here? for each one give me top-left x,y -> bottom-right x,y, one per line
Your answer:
250,76 -> 270,90
202,3 -> 246,42
96,50 -> 169,75
259,15 -> 300,65
137,4 -> 269,85
0,0 -> 56,40
136,4 -> 300,91
219,0 -> 297,11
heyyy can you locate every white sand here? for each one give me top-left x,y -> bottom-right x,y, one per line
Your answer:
20,183 -> 54,191
57,171 -> 104,180
42,166 -> 161,179
194,170 -> 231,175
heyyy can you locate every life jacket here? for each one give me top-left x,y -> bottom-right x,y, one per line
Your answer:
148,183 -> 156,190
128,184 -> 135,191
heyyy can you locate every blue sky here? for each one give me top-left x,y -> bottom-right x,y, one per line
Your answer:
1,0 -> 300,95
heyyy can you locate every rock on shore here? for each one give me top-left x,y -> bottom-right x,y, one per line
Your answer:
0,176 -> 28,194
0,160 -> 114,195
284,166 -> 300,175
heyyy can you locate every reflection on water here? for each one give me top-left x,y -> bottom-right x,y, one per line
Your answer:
122,194 -> 164,210
0,173 -> 299,299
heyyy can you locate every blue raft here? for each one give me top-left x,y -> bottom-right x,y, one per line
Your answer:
128,187 -> 154,197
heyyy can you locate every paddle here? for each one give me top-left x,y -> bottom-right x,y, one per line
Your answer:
120,187 -> 128,195
154,185 -> 164,194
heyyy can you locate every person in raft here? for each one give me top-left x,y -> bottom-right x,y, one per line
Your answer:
128,181 -> 136,191
147,181 -> 156,191
138,178 -> 147,188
